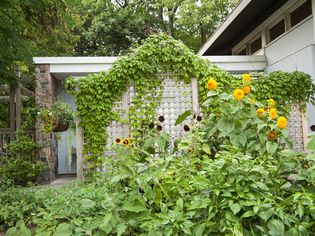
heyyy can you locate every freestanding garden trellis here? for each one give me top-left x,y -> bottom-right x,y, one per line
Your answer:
33,56 -> 309,182
75,74 -> 200,179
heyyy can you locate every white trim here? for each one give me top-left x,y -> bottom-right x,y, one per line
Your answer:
33,57 -> 118,64
313,0 -> 315,41
198,0 -> 252,56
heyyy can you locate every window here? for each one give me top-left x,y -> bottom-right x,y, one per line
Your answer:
236,47 -> 247,55
269,19 -> 285,42
250,37 -> 262,54
290,0 -> 312,27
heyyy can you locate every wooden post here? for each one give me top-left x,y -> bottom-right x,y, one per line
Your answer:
15,88 -> 21,130
9,86 -> 15,133
191,78 -> 200,115
122,91 -> 130,137
76,114 -> 84,180
15,66 -> 21,129
301,110 -> 309,151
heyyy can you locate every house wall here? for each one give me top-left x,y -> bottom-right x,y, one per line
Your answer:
264,17 -> 315,135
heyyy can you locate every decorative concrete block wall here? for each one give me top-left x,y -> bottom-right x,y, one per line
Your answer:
35,64 -> 57,183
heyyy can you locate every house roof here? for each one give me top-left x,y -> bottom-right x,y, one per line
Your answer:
198,0 -> 288,55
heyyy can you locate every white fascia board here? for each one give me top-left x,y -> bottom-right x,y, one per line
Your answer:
33,57 -> 118,65
203,55 -> 266,71
198,0 -> 252,56
203,55 -> 265,63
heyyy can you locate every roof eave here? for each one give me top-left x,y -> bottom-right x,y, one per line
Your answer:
198,0 -> 252,56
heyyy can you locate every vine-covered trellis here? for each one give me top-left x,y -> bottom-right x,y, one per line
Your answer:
65,33 -> 315,177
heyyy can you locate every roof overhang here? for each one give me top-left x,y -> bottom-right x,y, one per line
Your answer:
198,0 -> 288,55
33,57 -> 118,79
33,56 -> 266,79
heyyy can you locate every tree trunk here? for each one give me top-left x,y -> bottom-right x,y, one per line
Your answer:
200,23 -> 207,46
158,6 -> 163,23
168,13 -> 174,37
167,6 -> 178,37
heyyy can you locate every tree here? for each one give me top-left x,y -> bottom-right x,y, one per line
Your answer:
74,0 -> 239,55
74,0 -> 161,56
0,0 -> 78,85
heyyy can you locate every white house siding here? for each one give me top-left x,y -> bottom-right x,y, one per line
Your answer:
265,18 -> 314,67
264,18 -> 315,138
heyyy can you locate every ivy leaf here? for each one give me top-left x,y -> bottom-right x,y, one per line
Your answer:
175,110 -> 191,125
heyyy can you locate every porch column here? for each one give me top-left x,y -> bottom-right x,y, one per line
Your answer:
35,64 -> 57,183
313,0 -> 315,42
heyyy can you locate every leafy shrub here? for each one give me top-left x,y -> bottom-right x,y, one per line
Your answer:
0,130 -> 45,187
6,130 -> 39,160
1,143 -> 314,235
0,158 -> 46,187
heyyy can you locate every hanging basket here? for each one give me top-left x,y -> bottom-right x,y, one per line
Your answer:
52,122 -> 70,132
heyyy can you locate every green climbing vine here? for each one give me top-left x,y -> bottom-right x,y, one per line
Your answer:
253,71 -> 315,111
65,33 -> 214,170
65,33 -> 315,172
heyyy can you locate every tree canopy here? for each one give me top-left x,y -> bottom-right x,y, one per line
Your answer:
0,0 -> 239,85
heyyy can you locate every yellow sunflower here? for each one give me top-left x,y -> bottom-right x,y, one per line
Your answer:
242,85 -> 251,94
206,78 -> 217,90
115,137 -> 121,144
256,108 -> 265,118
268,98 -> 276,108
269,108 -> 277,120
233,89 -> 245,101
242,73 -> 251,82
122,138 -> 129,145
267,130 -> 277,141
277,116 -> 287,129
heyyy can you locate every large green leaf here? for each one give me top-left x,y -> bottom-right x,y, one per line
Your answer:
175,110 -> 191,125
194,223 -> 206,236
267,219 -> 284,236
81,198 -> 96,209
54,223 -> 72,236
123,197 -> 147,213
230,203 -> 241,215
266,141 -> 278,155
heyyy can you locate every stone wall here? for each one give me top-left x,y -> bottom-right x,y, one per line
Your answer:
35,64 -> 57,183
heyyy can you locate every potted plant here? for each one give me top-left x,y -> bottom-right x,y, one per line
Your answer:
38,102 -> 75,133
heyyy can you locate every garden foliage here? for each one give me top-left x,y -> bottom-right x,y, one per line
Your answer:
1,34 -> 315,235
0,130 -> 45,187
1,73 -> 315,235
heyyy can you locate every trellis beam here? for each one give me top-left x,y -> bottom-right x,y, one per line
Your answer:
191,78 -> 200,115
